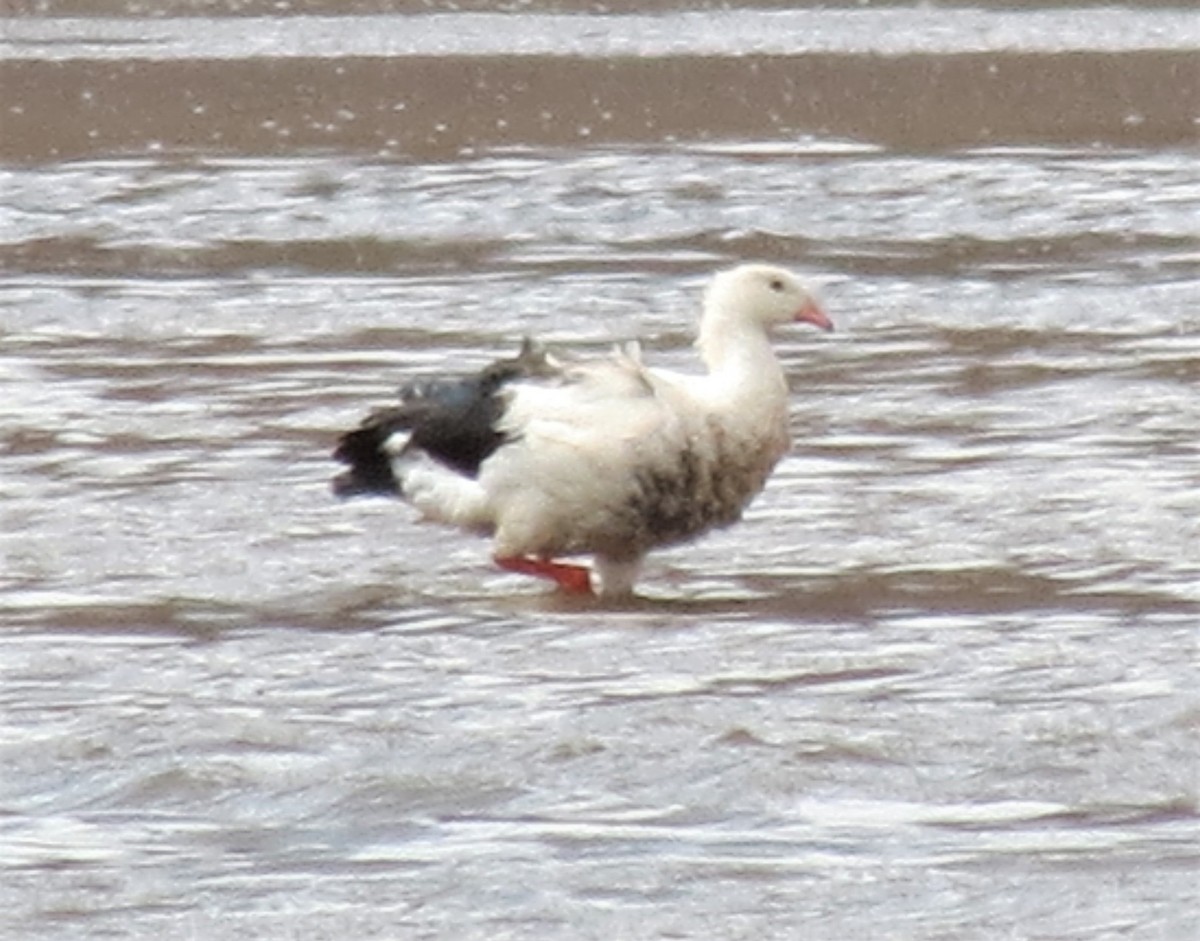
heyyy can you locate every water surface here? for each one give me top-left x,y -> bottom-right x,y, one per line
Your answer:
1,3 -> 1198,939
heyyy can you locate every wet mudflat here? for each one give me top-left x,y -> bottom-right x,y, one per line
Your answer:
1,2 -> 1198,939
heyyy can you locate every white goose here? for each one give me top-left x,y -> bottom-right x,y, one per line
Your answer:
333,264 -> 833,597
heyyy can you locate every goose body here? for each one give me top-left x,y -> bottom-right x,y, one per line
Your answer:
333,264 -> 832,596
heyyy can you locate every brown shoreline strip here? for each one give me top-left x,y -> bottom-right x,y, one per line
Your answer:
3,51 -> 1197,163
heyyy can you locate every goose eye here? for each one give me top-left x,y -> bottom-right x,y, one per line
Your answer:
769,278 -> 785,292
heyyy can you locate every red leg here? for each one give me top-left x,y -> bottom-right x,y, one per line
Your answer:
495,556 -> 593,595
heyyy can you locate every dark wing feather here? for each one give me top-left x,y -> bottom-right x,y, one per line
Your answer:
332,340 -> 556,498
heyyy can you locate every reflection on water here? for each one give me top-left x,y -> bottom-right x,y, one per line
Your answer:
6,7 -> 1200,59
1,3 -> 1198,939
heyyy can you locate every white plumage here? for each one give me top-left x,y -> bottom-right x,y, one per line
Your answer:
333,263 -> 833,597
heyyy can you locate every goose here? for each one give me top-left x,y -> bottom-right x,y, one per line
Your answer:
333,264 -> 833,597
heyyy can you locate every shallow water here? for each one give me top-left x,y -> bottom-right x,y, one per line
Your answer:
1,2 -> 1198,939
